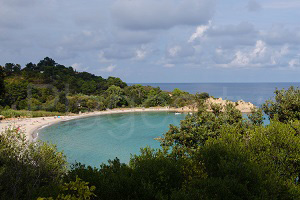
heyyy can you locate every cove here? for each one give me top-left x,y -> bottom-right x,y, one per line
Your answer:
38,112 -> 186,166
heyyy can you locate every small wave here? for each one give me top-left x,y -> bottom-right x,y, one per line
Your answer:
39,124 -> 51,130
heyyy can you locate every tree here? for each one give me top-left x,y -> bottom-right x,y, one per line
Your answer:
263,86 -> 300,122
143,88 -> 171,107
124,84 -> 147,106
160,103 -> 244,157
24,62 -> 37,71
37,57 -> 57,68
170,88 -> 194,108
106,77 -> 127,89
4,63 -> 14,76
38,176 -> 96,200
4,79 -> 29,108
0,127 -> 67,199
195,92 -> 209,100
12,64 -> 21,73
173,131 -> 295,200
172,88 -> 188,97
247,108 -> 265,125
81,81 -> 97,95
105,85 -> 125,109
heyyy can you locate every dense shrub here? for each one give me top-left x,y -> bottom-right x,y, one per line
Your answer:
195,92 -> 210,100
0,127 -> 67,199
38,176 -> 96,200
263,86 -> 300,122
0,109 -> 64,118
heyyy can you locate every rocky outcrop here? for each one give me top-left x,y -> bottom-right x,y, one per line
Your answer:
206,98 -> 255,113
169,98 -> 256,113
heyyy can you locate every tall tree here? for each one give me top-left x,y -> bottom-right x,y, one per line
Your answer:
37,57 -> 57,70
4,63 -> 14,76
24,62 -> 37,71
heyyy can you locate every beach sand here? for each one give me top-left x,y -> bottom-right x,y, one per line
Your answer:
0,99 -> 255,142
0,107 -> 182,141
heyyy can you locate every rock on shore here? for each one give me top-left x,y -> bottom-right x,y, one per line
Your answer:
206,98 -> 255,113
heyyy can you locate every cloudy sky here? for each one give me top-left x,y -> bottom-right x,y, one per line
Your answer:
1,0 -> 300,82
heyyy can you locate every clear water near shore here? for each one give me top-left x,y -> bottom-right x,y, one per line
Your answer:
39,112 -> 186,166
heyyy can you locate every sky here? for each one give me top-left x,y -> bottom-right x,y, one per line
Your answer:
0,0 -> 300,83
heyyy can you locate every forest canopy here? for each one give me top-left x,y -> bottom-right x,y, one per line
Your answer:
0,57 -> 207,115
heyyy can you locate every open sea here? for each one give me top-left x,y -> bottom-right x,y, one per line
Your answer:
133,82 -> 300,106
39,82 -> 300,166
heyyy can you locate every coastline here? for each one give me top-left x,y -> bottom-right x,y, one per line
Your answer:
0,107 -> 192,142
0,99 -> 255,142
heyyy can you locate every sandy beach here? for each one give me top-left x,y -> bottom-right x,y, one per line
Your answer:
0,99 -> 255,142
0,107 -> 188,141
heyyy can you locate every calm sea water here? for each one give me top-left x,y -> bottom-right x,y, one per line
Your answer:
39,112 -> 186,166
133,82 -> 300,106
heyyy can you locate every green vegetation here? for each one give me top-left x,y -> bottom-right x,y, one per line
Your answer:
0,127 -> 67,199
0,109 -> 64,118
1,87 -> 300,199
0,58 -> 210,117
263,86 -> 300,122
1,57 -> 300,199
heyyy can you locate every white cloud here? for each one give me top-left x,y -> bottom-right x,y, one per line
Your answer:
230,51 -> 251,66
271,45 -> 289,65
251,40 -> 266,58
216,41 -> 295,69
289,59 -> 300,68
188,21 -> 211,43
100,64 -> 116,72
229,40 -> 266,67
168,46 -> 181,57
135,49 -> 147,60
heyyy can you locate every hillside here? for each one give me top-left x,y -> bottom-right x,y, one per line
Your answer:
0,57 -> 254,116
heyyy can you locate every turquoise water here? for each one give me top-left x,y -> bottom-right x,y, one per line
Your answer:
38,112 -> 186,166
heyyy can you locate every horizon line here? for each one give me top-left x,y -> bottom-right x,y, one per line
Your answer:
128,82 -> 300,84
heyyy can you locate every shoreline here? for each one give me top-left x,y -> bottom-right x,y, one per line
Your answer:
0,107 -> 193,141
0,102 -> 254,142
